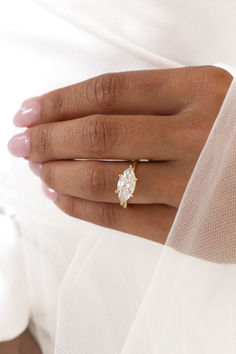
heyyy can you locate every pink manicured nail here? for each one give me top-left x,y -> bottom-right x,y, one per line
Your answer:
29,161 -> 43,177
7,131 -> 30,157
13,100 -> 40,127
42,184 -> 58,202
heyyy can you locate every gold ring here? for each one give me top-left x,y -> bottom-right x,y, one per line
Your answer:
115,160 -> 138,208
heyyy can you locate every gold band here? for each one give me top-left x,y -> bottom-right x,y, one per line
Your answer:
132,159 -> 138,171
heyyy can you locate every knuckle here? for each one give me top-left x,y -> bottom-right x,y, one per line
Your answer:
81,115 -> 121,155
49,91 -> 64,115
42,163 -> 56,188
89,72 -> 127,110
31,124 -> 53,157
87,163 -> 106,199
62,194 -> 118,227
52,91 -> 64,115
93,73 -> 118,108
96,203 -> 117,227
39,90 -> 64,117
81,115 -> 106,154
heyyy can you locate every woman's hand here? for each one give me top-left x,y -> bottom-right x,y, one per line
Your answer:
0,329 -> 42,354
8,66 -> 233,243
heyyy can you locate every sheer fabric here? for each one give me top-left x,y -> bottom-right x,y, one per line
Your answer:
1,0 -> 236,353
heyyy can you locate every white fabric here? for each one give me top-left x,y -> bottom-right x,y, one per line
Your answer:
1,0 -> 236,353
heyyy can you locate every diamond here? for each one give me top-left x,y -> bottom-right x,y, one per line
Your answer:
115,165 -> 137,208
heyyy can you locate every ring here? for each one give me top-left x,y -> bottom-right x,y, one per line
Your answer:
115,160 -> 138,208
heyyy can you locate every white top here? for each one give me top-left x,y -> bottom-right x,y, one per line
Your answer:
1,0 -> 236,353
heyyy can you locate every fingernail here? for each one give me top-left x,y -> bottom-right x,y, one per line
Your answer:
29,161 -> 43,177
13,100 -> 40,127
7,131 -> 30,157
42,183 -> 58,202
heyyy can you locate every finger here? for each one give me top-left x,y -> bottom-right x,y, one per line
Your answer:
44,189 -> 177,244
40,160 -> 190,208
16,66 -> 204,127
27,114 -> 188,162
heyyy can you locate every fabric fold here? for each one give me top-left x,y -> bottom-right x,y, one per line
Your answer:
0,212 -> 30,341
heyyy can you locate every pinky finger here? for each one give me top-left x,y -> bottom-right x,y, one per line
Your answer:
42,185 -> 177,244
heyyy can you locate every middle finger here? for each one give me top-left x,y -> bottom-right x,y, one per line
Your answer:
27,114 -> 186,162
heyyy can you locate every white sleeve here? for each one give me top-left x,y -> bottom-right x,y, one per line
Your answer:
0,188 -> 30,340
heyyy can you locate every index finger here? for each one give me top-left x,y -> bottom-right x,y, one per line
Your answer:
13,66 -> 204,127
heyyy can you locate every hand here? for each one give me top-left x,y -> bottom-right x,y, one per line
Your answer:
0,329 -> 42,354
8,66 -> 233,243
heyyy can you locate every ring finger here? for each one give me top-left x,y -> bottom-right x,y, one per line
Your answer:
33,159 -> 192,208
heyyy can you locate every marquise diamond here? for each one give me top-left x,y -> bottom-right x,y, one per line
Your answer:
115,165 -> 137,208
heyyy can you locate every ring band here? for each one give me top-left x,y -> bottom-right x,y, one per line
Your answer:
115,160 -> 138,208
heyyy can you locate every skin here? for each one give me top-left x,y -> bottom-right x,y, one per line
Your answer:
4,65 -> 233,350
24,65 -> 232,243
0,329 -> 42,354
